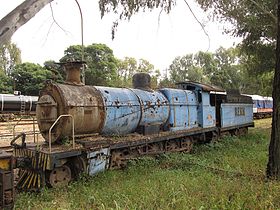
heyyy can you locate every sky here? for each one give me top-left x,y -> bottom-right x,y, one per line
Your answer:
0,0 -> 241,71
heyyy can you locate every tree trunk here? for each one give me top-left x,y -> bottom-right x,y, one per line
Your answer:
0,0 -> 53,46
267,0 -> 280,178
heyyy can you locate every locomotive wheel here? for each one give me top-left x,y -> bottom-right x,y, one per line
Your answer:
147,143 -> 163,154
166,141 -> 179,152
48,165 -> 71,188
110,151 -> 127,169
181,138 -> 193,152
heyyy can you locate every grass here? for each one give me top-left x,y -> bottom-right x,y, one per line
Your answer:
15,118 -> 279,210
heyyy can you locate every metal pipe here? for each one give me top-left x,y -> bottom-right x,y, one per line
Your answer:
32,116 -> 36,143
74,0 -> 85,84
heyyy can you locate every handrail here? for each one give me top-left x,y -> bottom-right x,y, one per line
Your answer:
48,114 -> 75,153
12,117 -> 23,138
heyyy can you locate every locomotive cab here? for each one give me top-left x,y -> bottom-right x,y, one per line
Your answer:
176,81 -> 222,128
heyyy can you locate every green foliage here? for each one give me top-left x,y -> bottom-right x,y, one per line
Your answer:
15,119 -> 279,209
196,0 -> 276,42
117,57 -> 160,88
195,0 -> 276,94
11,62 -> 53,95
0,71 -> 13,93
169,54 -> 208,83
44,60 -> 64,83
0,42 -> 21,93
0,42 -> 21,75
212,47 -> 245,90
168,47 -> 247,91
242,70 -> 273,96
60,44 -> 119,86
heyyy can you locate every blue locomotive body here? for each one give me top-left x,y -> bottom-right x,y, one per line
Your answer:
95,86 -> 142,135
159,88 -> 198,131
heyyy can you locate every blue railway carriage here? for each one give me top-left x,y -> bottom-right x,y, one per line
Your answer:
245,94 -> 273,119
210,90 -> 254,136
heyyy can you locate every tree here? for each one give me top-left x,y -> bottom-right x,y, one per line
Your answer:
60,43 -> 119,86
267,0 -> 280,179
0,0 -> 53,46
195,0 -> 276,94
0,42 -> 21,93
117,57 -> 137,82
168,48 -> 246,90
212,47 -> 244,90
0,71 -> 13,93
44,60 -> 64,82
117,57 -> 159,88
169,54 -> 207,83
0,42 -> 21,75
11,62 -> 52,95
0,0 -> 177,45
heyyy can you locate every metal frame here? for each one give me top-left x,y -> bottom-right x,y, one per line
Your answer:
12,116 -> 37,143
1,94 -> 3,111
48,114 -> 75,153
12,117 -> 23,138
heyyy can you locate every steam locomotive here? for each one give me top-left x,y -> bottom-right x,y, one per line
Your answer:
0,62 -> 254,209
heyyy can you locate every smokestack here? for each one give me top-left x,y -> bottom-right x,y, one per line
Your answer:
132,73 -> 151,90
62,61 -> 85,85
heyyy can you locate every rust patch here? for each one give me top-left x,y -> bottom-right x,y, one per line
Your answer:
207,114 -> 212,120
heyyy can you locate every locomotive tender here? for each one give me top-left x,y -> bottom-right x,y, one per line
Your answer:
0,62 -> 254,209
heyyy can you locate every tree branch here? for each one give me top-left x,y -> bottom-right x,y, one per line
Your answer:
183,0 -> 210,51
247,0 -> 277,24
0,0 -> 53,46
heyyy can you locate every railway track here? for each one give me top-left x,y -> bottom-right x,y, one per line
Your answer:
0,131 -> 41,138
0,145 -> 13,153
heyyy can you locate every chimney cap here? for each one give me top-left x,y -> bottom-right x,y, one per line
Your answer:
57,61 -> 86,67
132,73 -> 151,90
57,61 -> 86,85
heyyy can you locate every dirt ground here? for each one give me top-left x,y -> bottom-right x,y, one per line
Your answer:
0,119 -> 44,147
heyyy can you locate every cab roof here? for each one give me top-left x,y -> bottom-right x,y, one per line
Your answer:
176,81 -> 225,92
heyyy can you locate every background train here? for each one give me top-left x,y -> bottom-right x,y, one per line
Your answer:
0,62 -> 255,209
245,94 -> 273,118
0,93 -> 38,121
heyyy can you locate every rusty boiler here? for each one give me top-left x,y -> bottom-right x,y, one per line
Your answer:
36,62 -> 170,143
